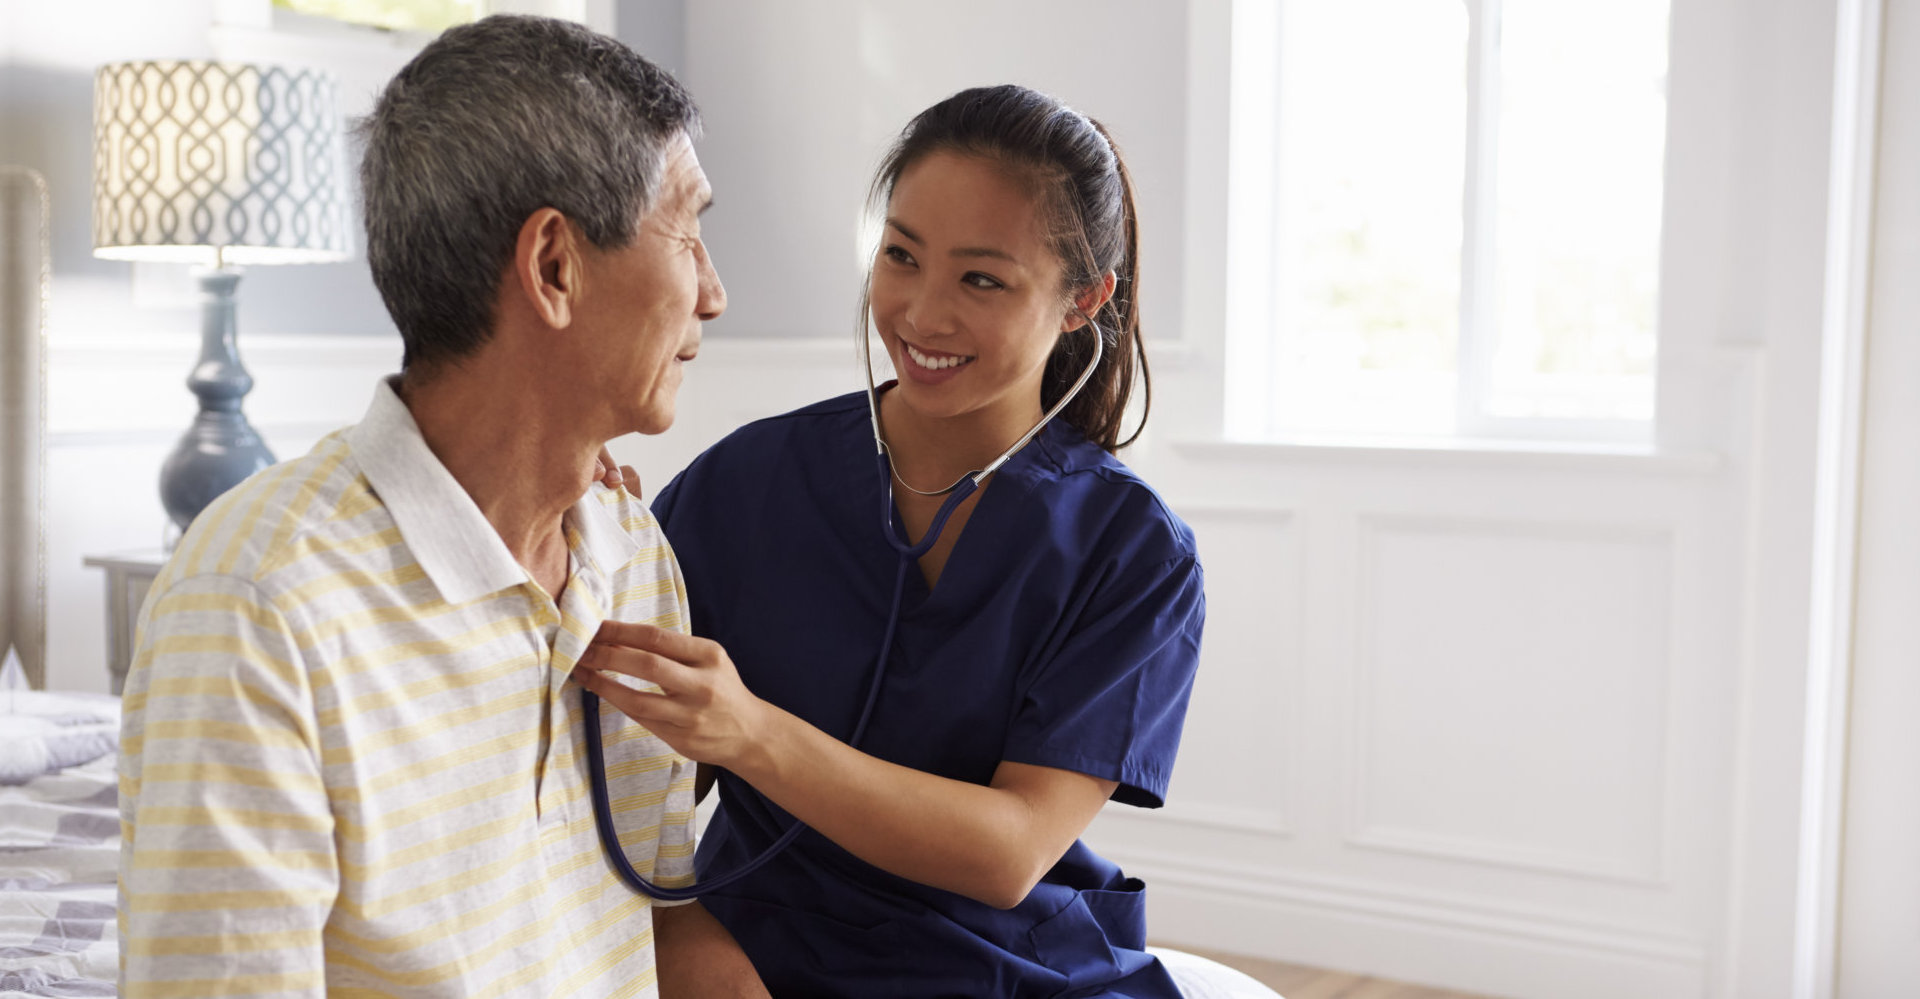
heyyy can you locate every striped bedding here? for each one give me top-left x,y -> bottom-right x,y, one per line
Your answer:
0,665 -> 120,998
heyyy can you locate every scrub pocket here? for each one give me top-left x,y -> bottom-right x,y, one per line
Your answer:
1028,877 -> 1151,992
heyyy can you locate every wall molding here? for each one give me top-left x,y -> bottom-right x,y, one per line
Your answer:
46,423 -> 353,450
46,330 -> 401,366
1343,824 -> 1669,888
1103,800 -> 1293,839
1174,437 -> 1726,476
1120,848 -> 1709,965
44,331 -> 875,364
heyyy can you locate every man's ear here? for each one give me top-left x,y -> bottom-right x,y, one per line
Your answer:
1061,271 -> 1118,332
512,208 -> 582,330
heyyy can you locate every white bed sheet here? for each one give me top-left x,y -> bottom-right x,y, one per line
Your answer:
0,667 -> 119,998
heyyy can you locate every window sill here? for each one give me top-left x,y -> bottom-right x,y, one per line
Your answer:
1170,435 -> 1724,476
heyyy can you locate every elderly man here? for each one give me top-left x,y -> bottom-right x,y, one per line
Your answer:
117,16 -> 764,997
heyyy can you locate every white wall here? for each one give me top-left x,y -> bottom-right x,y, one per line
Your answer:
616,0 -> 684,74
684,0 -> 1188,344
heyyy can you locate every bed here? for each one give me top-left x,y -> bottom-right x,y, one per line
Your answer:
0,667 -> 120,998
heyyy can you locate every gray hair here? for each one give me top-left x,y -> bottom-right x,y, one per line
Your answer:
356,14 -> 700,373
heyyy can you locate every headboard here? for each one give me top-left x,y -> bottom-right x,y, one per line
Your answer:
1,167 -> 49,689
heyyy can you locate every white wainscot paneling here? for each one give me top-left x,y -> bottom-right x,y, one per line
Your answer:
1082,443 -> 1735,999
1349,516 -> 1676,885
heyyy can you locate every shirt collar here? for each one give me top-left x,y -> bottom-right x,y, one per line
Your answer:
347,377 -> 527,605
346,377 -> 645,606
567,485 -> 643,582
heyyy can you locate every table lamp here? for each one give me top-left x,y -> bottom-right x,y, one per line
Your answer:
92,61 -> 351,533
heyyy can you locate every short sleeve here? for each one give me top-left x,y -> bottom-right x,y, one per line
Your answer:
650,472 -> 686,527
1002,555 -> 1205,808
119,574 -> 335,996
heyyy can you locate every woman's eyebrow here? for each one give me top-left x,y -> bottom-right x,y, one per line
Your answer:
885,219 -> 1018,264
885,218 -> 923,243
951,245 -> 1017,263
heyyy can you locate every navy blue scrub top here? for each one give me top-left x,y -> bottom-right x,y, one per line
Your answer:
652,391 -> 1205,999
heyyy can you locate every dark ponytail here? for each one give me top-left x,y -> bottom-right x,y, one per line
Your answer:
865,85 -> 1150,452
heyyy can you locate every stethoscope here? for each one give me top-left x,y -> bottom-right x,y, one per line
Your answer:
582,320 -> 1104,901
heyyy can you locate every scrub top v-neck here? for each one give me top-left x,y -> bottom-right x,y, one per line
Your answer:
652,390 -> 1204,999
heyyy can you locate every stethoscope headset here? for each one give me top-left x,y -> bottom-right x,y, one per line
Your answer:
581,315 -> 1105,901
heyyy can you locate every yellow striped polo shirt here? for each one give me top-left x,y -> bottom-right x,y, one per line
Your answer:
119,379 -> 696,998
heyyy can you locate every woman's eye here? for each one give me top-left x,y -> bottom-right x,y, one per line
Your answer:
883,245 -> 915,266
963,272 -> 1004,290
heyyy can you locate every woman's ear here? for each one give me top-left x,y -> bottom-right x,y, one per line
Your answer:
1061,271 -> 1118,332
513,208 -> 582,330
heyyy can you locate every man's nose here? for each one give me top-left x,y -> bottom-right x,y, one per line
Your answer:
696,240 -> 726,321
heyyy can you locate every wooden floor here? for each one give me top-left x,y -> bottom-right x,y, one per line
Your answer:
1173,946 -> 1504,999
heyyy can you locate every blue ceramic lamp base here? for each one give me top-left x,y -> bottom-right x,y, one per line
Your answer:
160,268 -> 275,533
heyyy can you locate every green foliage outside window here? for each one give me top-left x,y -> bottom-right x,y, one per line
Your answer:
274,0 -> 480,33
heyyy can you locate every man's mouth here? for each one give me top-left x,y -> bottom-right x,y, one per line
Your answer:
903,342 -> 975,371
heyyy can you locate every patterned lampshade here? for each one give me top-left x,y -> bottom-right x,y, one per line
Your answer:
92,61 -> 351,266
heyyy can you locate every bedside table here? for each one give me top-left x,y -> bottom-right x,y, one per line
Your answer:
82,550 -> 168,695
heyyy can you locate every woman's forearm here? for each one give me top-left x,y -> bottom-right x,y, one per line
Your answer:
727,703 -> 1113,909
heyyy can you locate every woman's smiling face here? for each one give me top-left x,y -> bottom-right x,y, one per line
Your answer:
868,151 -> 1086,427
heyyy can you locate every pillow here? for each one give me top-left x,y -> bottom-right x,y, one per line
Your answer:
0,649 -> 119,785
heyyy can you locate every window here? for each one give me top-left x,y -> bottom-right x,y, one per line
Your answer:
1225,0 -> 1671,442
272,0 -> 482,33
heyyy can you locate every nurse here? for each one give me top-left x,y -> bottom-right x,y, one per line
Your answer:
575,84 -> 1204,997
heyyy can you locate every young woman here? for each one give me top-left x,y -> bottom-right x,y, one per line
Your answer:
576,84 -> 1205,998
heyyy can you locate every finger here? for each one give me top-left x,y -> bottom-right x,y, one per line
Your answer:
597,446 -> 621,487
576,669 -> 694,730
619,464 -> 642,498
592,619 -> 708,662
577,648 -> 711,703
576,644 -> 673,683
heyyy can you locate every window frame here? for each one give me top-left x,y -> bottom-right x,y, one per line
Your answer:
209,0 -> 617,63
1224,0 -> 1670,446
